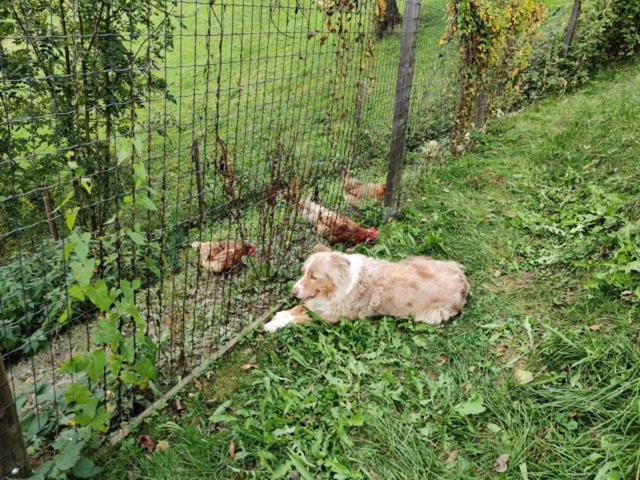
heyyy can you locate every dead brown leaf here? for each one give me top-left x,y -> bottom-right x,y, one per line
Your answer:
193,378 -> 203,391
241,363 -> 258,371
436,355 -> 449,366
175,399 -> 184,413
206,396 -> 219,404
446,450 -> 458,463
495,453 -> 510,473
228,440 -> 236,460
588,324 -> 602,331
155,440 -> 170,453
138,434 -> 155,453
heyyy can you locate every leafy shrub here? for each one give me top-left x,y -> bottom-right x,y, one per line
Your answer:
578,0 -> 640,62
0,244 -> 68,355
521,0 -> 640,102
0,229 -> 165,358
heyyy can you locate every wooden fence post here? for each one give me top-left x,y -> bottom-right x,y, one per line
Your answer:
563,0 -> 581,56
474,86 -> 487,129
1,356 -> 30,478
42,189 -> 59,241
384,0 -> 421,209
192,140 -> 205,225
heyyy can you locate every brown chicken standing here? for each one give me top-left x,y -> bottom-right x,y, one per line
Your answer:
299,196 -> 378,245
342,170 -> 386,207
191,240 -> 256,273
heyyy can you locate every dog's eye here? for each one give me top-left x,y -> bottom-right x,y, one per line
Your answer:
309,273 -> 318,280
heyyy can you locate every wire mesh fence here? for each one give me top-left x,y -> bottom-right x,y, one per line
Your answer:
0,0 -> 458,472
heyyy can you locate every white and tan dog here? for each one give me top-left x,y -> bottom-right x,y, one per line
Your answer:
264,245 -> 469,332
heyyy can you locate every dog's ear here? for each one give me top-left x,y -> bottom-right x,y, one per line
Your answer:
313,244 -> 331,253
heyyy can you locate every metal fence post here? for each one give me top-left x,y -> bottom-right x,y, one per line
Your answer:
384,0 -> 421,210
1,356 -> 30,478
192,140 -> 205,226
563,0 -> 582,56
355,80 -> 366,129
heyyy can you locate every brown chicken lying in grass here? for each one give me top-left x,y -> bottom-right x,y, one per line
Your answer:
191,240 -> 256,273
299,196 -> 378,245
342,170 -> 386,207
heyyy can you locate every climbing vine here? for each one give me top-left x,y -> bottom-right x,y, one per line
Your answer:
443,0 -> 546,152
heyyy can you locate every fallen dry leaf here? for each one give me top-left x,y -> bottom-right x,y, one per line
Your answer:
175,399 -> 184,413
445,450 -> 458,463
241,363 -> 258,371
155,440 -> 170,453
588,324 -> 602,331
138,434 -> 155,453
193,379 -> 203,391
206,397 -> 219,404
495,453 -> 510,473
436,355 -> 449,366
228,440 -> 236,460
515,369 -> 533,385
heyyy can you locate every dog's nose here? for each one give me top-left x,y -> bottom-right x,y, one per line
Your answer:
292,285 -> 301,298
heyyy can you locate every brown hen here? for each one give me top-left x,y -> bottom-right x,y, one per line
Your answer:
191,240 -> 256,273
342,171 -> 386,207
299,196 -> 378,245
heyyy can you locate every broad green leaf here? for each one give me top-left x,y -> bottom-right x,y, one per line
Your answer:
68,284 -> 85,302
59,304 -> 72,324
64,242 -> 74,262
121,338 -> 135,363
271,461 -> 291,479
413,335 -> 428,348
54,439 -> 83,471
127,229 -> 146,245
134,356 -> 156,380
86,349 -> 106,382
61,353 -> 90,375
29,460 -> 53,480
65,383 -> 91,406
326,458 -> 352,476
117,147 -> 131,165
65,207 -> 80,231
80,177 -> 92,195
93,318 -> 124,350
70,259 -> 95,287
85,280 -> 112,311
209,400 -> 237,423
453,394 -> 486,416
345,412 -> 364,427
132,138 -> 143,154
73,457 -> 102,479
137,194 -> 157,212
72,232 -> 91,261
133,162 -> 147,181
287,450 -> 315,480
108,353 -> 123,374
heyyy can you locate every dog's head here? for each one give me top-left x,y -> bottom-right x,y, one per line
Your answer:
292,245 -> 350,302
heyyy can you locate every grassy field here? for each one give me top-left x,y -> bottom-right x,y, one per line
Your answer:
97,58 -> 640,479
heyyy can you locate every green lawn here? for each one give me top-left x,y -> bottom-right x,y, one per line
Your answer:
98,61 -> 640,479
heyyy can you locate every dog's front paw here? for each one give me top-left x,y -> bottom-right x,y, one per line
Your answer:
263,311 -> 295,333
